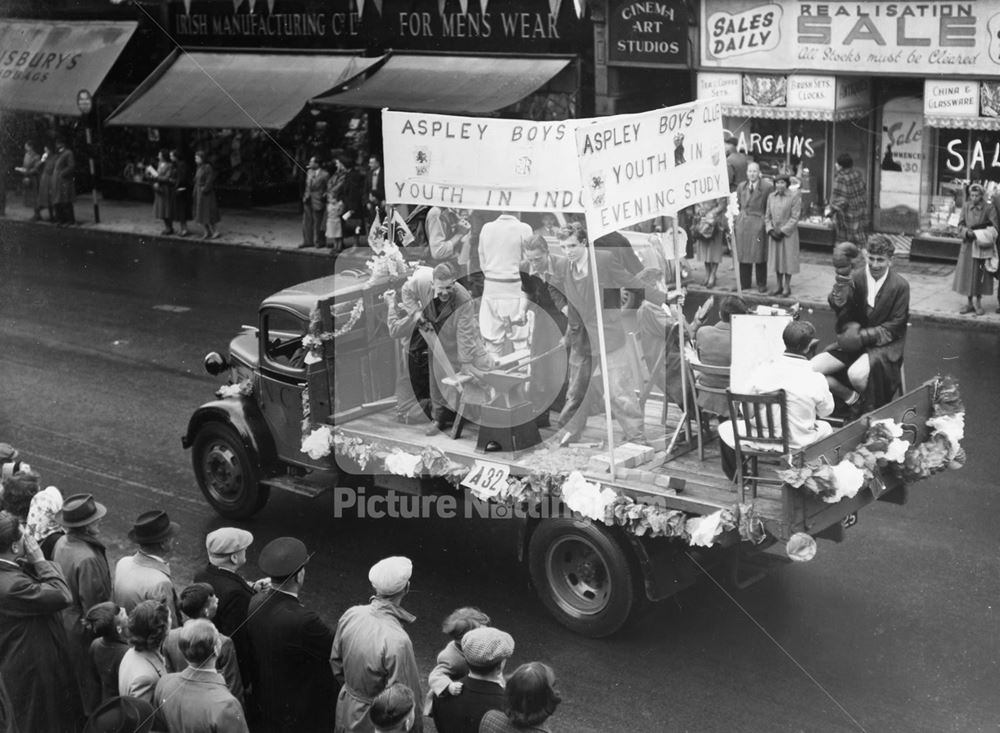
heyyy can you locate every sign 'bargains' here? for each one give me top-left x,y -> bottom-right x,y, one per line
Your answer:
574,100 -> 728,238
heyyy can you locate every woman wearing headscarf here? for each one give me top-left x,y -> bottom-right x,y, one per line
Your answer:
952,182 -> 997,316
690,197 -> 727,289
765,174 -> 802,297
25,484 -> 63,559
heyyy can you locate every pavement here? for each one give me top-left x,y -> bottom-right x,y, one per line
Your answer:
3,194 -> 998,330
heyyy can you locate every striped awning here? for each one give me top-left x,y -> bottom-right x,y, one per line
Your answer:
924,115 -> 1000,131
721,104 -> 869,122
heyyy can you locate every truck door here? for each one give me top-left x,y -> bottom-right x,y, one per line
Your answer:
257,307 -> 310,465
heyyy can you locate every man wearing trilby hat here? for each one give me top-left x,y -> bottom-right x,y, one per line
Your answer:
245,536 -> 336,732
53,493 -> 112,713
331,556 -> 423,733
114,510 -> 182,627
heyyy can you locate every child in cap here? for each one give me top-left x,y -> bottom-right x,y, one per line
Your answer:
423,607 -> 491,714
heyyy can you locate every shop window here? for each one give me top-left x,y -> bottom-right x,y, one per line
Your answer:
919,128 -> 1000,237
723,115 -> 829,217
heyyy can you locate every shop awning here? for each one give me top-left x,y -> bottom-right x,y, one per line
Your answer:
924,115 -> 1000,131
105,50 -> 384,129
720,104 -> 868,122
312,53 -> 573,114
0,20 -> 137,116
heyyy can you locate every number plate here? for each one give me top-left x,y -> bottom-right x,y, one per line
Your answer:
461,460 -> 511,498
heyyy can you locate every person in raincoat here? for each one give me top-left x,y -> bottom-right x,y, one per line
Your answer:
0,511 -> 85,732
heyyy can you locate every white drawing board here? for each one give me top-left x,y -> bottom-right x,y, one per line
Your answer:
729,314 -> 793,391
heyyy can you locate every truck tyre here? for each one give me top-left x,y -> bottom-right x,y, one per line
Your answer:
192,422 -> 269,518
528,517 -> 638,637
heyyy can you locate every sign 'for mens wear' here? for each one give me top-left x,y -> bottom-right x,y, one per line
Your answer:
382,110 -> 588,212
701,0 -> 996,77
575,100 -> 728,237
607,0 -> 688,66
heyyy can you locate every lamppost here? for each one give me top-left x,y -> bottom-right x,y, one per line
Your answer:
76,89 -> 101,224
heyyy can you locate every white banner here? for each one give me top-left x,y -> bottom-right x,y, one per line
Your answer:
382,110 -> 587,212
574,99 -> 729,238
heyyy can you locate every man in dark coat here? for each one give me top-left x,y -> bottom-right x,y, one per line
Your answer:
811,234 -> 909,411
52,135 -> 76,225
431,627 -> 514,733
245,536 -> 337,733
52,493 -> 112,714
0,511 -> 85,732
193,527 -> 259,706
299,155 -> 330,249
364,153 -> 386,224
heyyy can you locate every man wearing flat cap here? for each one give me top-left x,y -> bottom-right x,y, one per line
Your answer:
0,511 -> 85,732
114,510 -> 182,627
53,493 -> 112,713
194,527 -> 260,699
331,556 -> 423,733
245,536 -> 337,732
431,626 -> 515,733
84,695 -> 156,733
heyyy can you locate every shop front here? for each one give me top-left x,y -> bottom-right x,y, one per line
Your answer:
698,0 -> 1000,252
911,79 -> 1000,261
0,18 -> 139,197
106,0 -> 593,206
697,71 -> 872,247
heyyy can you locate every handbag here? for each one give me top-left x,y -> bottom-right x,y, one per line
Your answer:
972,225 -> 997,251
693,216 -> 716,240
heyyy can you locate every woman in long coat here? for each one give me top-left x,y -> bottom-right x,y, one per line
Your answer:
192,149 -> 220,239
36,143 -> 55,222
952,183 -> 997,316
764,175 -> 802,297
149,148 -> 176,235
0,515 -> 85,733
18,142 -> 41,219
170,148 -> 192,237
690,197 -> 727,288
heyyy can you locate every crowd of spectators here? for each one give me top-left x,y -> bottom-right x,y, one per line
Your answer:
0,447 -> 562,733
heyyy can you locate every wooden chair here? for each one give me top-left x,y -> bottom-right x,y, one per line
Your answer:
726,389 -> 790,502
688,360 -> 730,461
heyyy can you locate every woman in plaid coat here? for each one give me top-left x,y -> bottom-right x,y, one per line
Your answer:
827,154 -> 869,249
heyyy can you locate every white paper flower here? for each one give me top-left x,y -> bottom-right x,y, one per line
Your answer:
301,425 -> 334,460
685,510 -> 724,547
217,383 -> 243,399
384,451 -> 422,478
870,418 -> 904,439
561,471 -> 616,523
884,438 -> 910,464
823,459 -> 866,503
927,413 -> 965,457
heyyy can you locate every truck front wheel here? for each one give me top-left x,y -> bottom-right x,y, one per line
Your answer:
528,518 -> 639,637
192,423 -> 269,518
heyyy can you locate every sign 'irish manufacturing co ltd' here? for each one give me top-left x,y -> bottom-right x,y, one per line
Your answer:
607,0 -> 688,66
701,0 -> 995,77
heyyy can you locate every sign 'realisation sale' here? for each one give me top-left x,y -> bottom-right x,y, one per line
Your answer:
701,0 -> 995,76
383,110 -> 587,212
575,99 -> 728,237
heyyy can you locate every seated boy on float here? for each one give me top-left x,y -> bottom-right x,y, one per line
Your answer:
810,234 -> 910,412
719,320 -> 834,480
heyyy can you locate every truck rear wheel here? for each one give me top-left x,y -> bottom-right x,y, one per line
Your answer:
528,517 -> 639,637
192,423 -> 269,518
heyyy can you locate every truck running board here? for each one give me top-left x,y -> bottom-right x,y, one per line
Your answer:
260,476 -> 329,499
